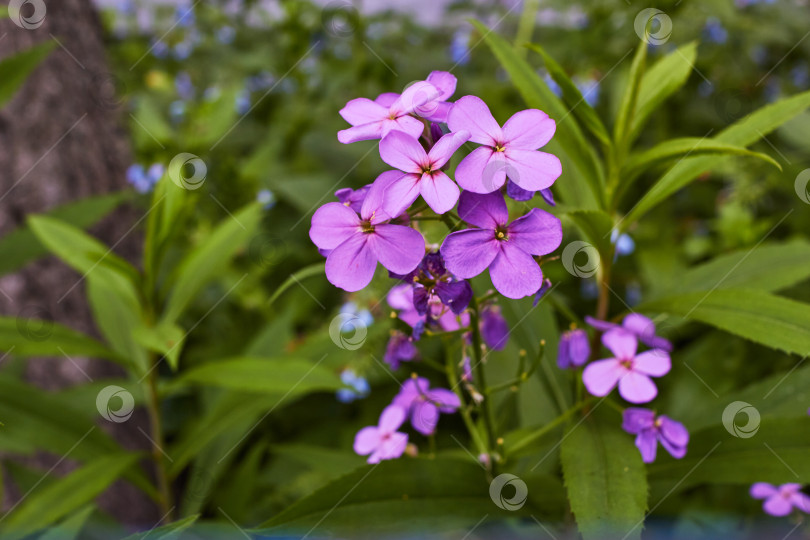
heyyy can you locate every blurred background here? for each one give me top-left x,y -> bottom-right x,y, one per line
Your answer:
1,0 -> 809,537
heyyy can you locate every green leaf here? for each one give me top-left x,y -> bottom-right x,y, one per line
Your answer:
161,202 -> 262,324
651,239 -> 810,298
28,215 -> 139,285
169,357 -> 342,394
639,289 -> 810,356
0,193 -> 126,276
526,43 -> 610,146
2,454 -> 138,540
563,209 -> 615,263
0,42 -> 55,106
267,262 -> 325,307
630,42 -> 697,141
132,322 -> 185,371
613,41 -> 647,153
624,90 -> 810,226
38,505 -> 95,540
256,458 -> 513,535
0,317 -> 116,360
122,514 -> 199,540
561,412 -> 647,540
470,19 -> 604,208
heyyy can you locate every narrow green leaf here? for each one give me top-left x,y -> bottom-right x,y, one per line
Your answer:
38,505 -> 95,540
122,514 -> 199,540
526,43 -> 610,146
0,317 -> 116,360
563,209 -> 615,263
161,202 -> 263,324
2,454 -> 138,540
561,412 -> 647,540
639,289 -> 810,356
132,322 -> 185,371
613,41 -> 647,152
0,42 -> 55,106
267,262 -> 325,307
624,90 -> 810,225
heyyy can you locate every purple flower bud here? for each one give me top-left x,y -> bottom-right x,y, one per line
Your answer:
480,306 -> 508,350
383,331 -> 418,370
558,329 -> 590,369
533,278 -> 553,306
430,122 -> 444,146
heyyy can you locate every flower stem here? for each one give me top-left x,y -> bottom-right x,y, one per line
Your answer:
444,350 -> 488,459
507,397 -> 595,456
468,297 -> 497,461
143,355 -> 173,519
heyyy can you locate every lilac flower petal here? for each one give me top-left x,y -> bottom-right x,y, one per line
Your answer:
310,202 -> 360,250
412,400 -> 440,435
354,426 -> 380,455
379,431 -> 408,460
384,332 -> 418,369
457,190 -> 508,229
540,188 -> 556,207
506,180 -> 535,201
368,224 -> 425,275
412,287 -> 430,316
559,329 -> 590,369
378,404 -> 407,432
392,378 -> 428,410
434,280 -> 472,314
584,316 -> 617,333
647,335 -> 674,353
335,185 -> 370,213
455,147 -> 505,193
387,283 -> 414,311
633,350 -> 671,377
481,307 -> 509,350
325,234 -> 377,292
582,359 -> 624,397
386,115 -> 427,141
382,173 -> 422,218
489,246 -> 544,299
622,408 -> 656,434
428,130 -> 470,169
659,416 -> 689,447
338,123 -> 384,144
790,492 -> 810,513
441,229 -> 500,279
362,170 -> 403,222
658,436 -> 687,460
622,313 -> 656,336
425,101 -> 453,123
447,95 -> 501,146
428,388 -> 461,411
763,495 -> 793,517
422,252 -> 446,277
437,308 -> 463,332
391,81 -> 441,116
618,371 -> 657,403
502,109 -> 556,150
602,328 -> 638,360
427,71 -> 457,101
375,92 -> 400,107
420,171 -> 460,214
340,97 -> 387,125
750,482 -> 778,499
505,149 -> 562,191
635,431 -> 658,463
380,131 -> 427,173
507,208 -> 563,256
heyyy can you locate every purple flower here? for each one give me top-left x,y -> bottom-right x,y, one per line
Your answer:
335,184 -> 370,213
582,329 -> 670,403
384,331 -> 418,370
622,408 -> 688,463
533,278 -> 553,306
585,313 -> 672,352
353,405 -> 409,464
393,252 -> 472,316
337,81 -> 440,144
506,181 -> 555,207
440,191 -> 562,299
480,305 -> 508,350
373,71 -> 457,123
750,483 -> 810,516
387,284 -> 468,335
558,329 -> 590,369
379,130 -> 470,216
310,172 -> 425,292
392,377 -> 461,435
447,96 -> 561,194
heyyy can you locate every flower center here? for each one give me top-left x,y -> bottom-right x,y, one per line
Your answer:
494,225 -> 509,241
619,358 -> 634,370
494,143 -> 506,152
360,219 -> 375,234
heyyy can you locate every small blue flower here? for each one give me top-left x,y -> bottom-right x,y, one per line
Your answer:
611,230 -> 635,257
450,30 -> 471,65
169,100 -> 186,123
217,26 -> 236,44
543,73 -> 562,97
703,18 -> 728,44
336,369 -> 370,403
339,302 -> 373,328
235,88 -> 251,115
175,71 -> 194,100
257,189 -> 276,209
151,39 -> 169,59
574,76 -> 600,107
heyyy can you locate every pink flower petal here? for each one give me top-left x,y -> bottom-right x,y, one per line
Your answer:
441,228 -> 500,279
424,101 -> 453,123
618,371 -> 657,403
374,92 -> 400,107
791,492 -> 810,513
659,416 -> 689,447
602,328 -> 638,360
455,147 -> 506,193
391,81 -> 441,117
376,431 -> 408,461
361,170 -> 403,222
507,208 -> 563,256
378,404 -> 407,433
582,359 -> 624,397
502,109 -> 556,149
387,283 -> 414,311
325,233 -> 377,292
504,149 -> 562,192
633,350 -> 671,377
635,431 -> 658,463
340,98 -> 388,126
338,122 -> 384,144
447,95 -> 502,145
368,224 -> 425,276
382,173 -> 422,219
763,495 -> 793,517
384,115 -> 426,140
427,71 -> 457,101
489,245 -> 544,299
428,131 -> 470,169
457,190 -> 508,229
750,483 -> 778,499
380,131 -> 427,173
622,408 -> 656,434
309,202 -> 360,250
412,401 -> 439,435
420,171 -> 460,215
353,426 -> 380,455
